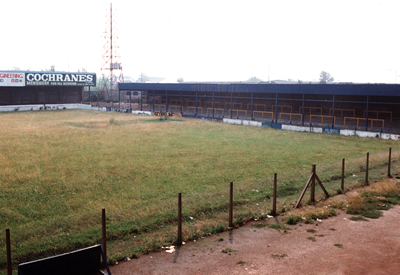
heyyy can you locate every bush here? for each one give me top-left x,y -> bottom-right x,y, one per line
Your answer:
287,215 -> 300,225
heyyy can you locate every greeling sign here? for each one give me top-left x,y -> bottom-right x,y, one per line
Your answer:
26,73 -> 96,86
0,72 -> 25,87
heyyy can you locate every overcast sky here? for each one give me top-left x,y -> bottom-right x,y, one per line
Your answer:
1,0 -> 400,83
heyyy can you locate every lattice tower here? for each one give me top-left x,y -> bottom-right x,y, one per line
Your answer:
99,3 -> 124,100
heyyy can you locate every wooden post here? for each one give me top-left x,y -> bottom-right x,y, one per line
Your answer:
295,164 -> 329,208
366,152 -> 369,185
388,147 -> 392,177
6,228 -> 12,275
229,182 -> 233,228
272,173 -> 277,216
177,193 -> 182,245
102,208 -> 107,262
341,158 -> 345,191
310,165 -> 316,202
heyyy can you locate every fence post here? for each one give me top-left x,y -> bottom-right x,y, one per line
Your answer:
6,228 -> 12,275
229,182 -> 233,228
388,147 -> 392,177
310,165 -> 316,202
341,158 -> 345,191
177,193 -> 182,245
272,173 -> 277,216
102,208 -> 107,263
365,152 -> 369,185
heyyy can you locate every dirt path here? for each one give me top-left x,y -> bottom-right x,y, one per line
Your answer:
108,205 -> 400,274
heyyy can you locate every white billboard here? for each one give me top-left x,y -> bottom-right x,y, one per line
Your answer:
26,72 -> 96,86
0,72 -> 25,87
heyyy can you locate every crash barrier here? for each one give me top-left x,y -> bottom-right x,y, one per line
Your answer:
225,102 -> 243,110
253,111 -> 274,120
229,109 -> 248,119
154,104 -> 167,111
170,100 -> 180,106
329,108 -> 355,118
363,110 -> 392,122
187,106 -> 203,115
207,108 -> 224,117
272,105 -> 292,113
205,101 -> 220,108
344,117 -> 385,129
168,105 -> 181,113
247,103 -> 267,111
279,112 -> 302,122
310,115 -> 336,126
299,106 -> 322,115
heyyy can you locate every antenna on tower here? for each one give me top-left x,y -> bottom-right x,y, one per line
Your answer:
100,2 -> 124,100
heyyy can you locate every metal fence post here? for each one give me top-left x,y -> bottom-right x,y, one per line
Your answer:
102,208 -> 107,263
6,228 -> 12,275
229,182 -> 233,228
366,152 -> 369,185
388,147 -> 392,177
341,158 -> 345,191
178,193 -> 182,245
272,173 -> 277,216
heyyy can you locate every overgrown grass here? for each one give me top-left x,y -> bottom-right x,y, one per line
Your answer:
285,179 -> 400,226
345,180 -> 400,218
0,110 -> 399,272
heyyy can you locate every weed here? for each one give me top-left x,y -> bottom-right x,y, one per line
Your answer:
218,238 -> 224,242
307,237 -> 316,242
334,243 -> 343,248
360,210 -> 383,219
350,216 -> 369,221
271,253 -> 288,259
222,248 -> 237,255
237,260 -> 246,265
267,224 -> 290,231
306,229 -> 316,233
287,215 -> 300,225
253,222 -> 269,228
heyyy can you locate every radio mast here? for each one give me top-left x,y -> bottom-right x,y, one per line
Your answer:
100,3 -> 124,100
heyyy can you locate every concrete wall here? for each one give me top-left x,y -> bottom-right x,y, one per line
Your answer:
223,117 -> 399,140
0,103 -> 91,112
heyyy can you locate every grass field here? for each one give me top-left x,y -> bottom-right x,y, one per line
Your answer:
1,110 -> 399,272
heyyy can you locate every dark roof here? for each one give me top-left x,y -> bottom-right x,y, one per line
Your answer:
118,82 -> 400,97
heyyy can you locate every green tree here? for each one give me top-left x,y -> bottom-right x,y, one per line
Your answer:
246,76 -> 263,82
137,73 -> 149,82
319,71 -> 334,83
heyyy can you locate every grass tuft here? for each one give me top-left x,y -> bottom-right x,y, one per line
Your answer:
271,253 -> 288,259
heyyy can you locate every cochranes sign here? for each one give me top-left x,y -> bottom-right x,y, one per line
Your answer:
26,72 -> 96,86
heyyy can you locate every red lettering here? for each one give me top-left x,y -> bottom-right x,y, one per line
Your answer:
0,73 -> 23,78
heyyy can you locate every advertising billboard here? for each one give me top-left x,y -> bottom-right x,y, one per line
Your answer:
26,73 -> 96,86
0,72 -> 25,87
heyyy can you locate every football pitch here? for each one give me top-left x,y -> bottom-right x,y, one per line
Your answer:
1,110 -> 399,268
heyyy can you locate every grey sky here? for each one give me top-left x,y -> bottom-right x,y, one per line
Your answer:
2,0 -> 399,83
